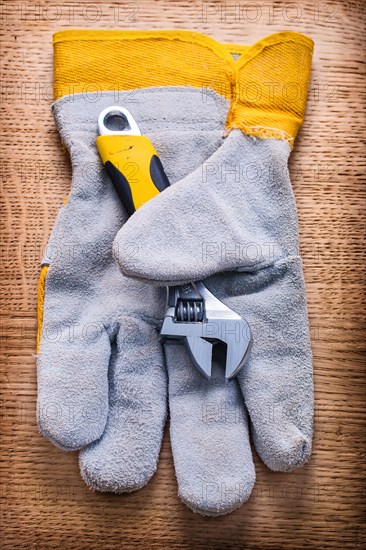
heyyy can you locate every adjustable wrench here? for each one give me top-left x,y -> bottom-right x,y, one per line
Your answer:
96,106 -> 252,379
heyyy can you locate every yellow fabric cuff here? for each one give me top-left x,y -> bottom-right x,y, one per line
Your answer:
37,265 -> 48,354
53,30 -> 313,146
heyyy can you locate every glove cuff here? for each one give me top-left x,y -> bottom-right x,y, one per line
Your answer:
53,29 -> 313,147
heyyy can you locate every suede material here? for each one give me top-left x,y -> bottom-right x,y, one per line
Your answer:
113,122 -> 314,502
166,256 -> 313,515
38,88 -> 258,514
166,347 -> 255,515
38,86 -> 313,515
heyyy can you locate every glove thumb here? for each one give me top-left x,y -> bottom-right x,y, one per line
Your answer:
113,130 -> 298,285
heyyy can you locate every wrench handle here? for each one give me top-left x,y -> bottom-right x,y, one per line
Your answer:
96,134 -> 170,216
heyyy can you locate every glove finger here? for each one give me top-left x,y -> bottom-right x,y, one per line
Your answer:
166,345 -> 255,516
233,257 -> 313,471
37,314 -> 110,451
79,316 -> 167,493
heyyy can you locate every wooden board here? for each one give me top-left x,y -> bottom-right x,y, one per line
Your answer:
1,0 -> 365,548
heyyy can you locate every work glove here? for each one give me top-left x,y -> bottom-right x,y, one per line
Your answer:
37,30 -> 314,516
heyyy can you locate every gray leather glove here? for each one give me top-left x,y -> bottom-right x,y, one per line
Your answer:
37,28 -> 313,516
37,88 -> 258,515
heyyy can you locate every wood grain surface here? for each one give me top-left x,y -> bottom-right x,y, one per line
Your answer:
1,0 -> 365,548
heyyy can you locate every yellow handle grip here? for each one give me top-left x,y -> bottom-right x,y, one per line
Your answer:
96,134 -> 170,215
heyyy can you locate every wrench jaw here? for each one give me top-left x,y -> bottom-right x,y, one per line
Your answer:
202,317 -> 253,380
224,321 -> 253,380
184,337 -> 213,379
160,283 -> 254,380
186,329 -> 252,381
160,316 -> 213,379
160,291 -> 253,380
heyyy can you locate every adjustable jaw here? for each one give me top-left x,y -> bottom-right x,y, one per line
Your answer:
160,282 -> 252,380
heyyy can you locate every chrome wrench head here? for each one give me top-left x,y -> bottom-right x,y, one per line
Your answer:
160,282 -> 252,380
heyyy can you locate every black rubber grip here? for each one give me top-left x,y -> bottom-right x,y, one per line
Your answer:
104,160 -> 135,216
149,155 -> 170,192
